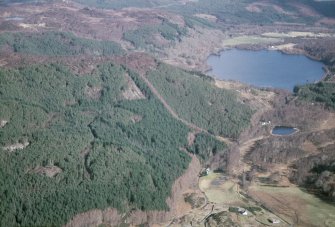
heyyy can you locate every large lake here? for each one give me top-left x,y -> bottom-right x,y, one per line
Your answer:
207,49 -> 324,91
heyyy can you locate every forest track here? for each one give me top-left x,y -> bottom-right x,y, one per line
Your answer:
137,72 -> 236,146
138,73 -> 205,133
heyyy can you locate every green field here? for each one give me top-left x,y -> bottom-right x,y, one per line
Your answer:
222,36 -> 282,47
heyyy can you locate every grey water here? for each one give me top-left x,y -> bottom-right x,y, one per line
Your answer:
5,16 -> 24,21
207,49 -> 324,91
272,126 -> 297,135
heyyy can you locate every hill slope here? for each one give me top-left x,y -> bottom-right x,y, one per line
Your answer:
0,59 -> 250,225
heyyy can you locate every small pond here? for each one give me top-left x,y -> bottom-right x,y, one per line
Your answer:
272,126 -> 297,136
5,16 -> 24,21
207,49 -> 324,91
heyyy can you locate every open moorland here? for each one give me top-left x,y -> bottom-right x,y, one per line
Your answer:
1,0 -> 335,226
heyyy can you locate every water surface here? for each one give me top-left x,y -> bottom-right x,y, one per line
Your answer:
207,49 -> 324,90
5,16 -> 24,21
272,126 -> 297,135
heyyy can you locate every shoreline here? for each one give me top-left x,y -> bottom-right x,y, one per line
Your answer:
202,44 -> 330,91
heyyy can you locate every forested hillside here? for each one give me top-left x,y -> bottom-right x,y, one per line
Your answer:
0,63 -> 193,225
294,82 -> 335,110
0,32 -> 124,56
0,58 -> 240,225
2,0 -> 334,225
146,63 -> 253,138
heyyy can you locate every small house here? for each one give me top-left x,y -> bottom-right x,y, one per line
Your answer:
238,208 -> 248,216
261,120 -> 271,126
268,218 -> 280,224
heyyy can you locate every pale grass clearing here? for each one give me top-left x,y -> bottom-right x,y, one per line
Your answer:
31,165 -> 63,178
194,13 -> 217,22
263,31 -> 333,38
0,120 -> 8,128
269,43 -> 296,51
249,185 -> 335,227
19,23 -> 46,29
85,85 -> 102,100
215,135 -> 233,145
214,79 -> 276,111
199,173 -> 243,205
122,73 -> 146,100
199,172 -> 218,191
300,140 -> 318,153
319,112 -> 335,130
222,36 -> 282,47
3,141 -> 29,152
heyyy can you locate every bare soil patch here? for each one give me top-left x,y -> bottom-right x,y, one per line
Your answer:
214,80 -> 275,111
300,140 -> 318,153
187,131 -> 196,146
130,114 -> 143,123
270,43 -> 297,51
122,73 -> 145,100
113,52 -> 158,75
64,99 -> 77,107
246,2 -> 292,15
0,119 -> 8,128
85,85 -> 102,100
194,13 -> 217,22
3,140 -> 29,152
31,165 -> 63,178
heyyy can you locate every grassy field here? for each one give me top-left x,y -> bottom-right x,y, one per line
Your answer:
199,173 -> 288,226
222,36 -> 282,47
249,185 -> 335,226
199,173 -> 244,205
262,32 -> 333,38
